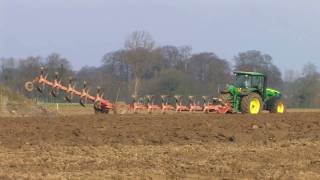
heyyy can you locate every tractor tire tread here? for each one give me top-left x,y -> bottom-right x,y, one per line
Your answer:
268,98 -> 286,113
241,93 -> 262,114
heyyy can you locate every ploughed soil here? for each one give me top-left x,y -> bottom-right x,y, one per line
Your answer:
0,113 -> 319,179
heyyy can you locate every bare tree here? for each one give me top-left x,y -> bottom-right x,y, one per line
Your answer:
186,52 -> 231,95
0,57 -> 17,87
159,45 -> 191,71
125,31 -> 155,50
234,50 -> 282,88
45,53 -> 74,82
283,69 -> 299,82
124,31 -> 156,95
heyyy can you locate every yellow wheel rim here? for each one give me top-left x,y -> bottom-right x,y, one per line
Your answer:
250,98 -> 261,114
277,102 -> 284,113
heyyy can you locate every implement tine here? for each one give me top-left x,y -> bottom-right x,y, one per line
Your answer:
79,81 -> 88,107
65,77 -> 74,102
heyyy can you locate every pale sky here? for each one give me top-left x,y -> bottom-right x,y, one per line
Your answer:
1,0 -> 319,72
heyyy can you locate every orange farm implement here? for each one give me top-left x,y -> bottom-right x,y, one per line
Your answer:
24,68 -> 285,114
25,68 -> 116,113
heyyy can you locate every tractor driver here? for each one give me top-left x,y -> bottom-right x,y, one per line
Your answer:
235,75 -> 251,88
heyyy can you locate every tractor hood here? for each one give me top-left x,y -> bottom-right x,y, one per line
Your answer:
266,88 -> 281,97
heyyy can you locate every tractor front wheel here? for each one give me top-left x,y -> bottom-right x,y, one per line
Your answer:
241,93 -> 262,114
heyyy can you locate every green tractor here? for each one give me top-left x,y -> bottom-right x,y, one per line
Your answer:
220,71 -> 285,114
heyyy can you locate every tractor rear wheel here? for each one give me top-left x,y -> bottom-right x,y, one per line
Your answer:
241,93 -> 262,114
268,98 -> 286,113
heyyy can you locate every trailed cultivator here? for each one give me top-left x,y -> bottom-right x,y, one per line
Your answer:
25,68 -> 115,113
128,95 -> 232,114
202,96 -> 232,114
146,95 -> 162,113
188,96 -> 204,112
129,95 -> 148,113
25,68 -> 286,115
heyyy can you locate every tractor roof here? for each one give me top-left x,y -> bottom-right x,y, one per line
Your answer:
233,71 -> 265,76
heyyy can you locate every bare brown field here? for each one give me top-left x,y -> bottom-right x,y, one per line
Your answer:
287,108 -> 320,113
0,112 -> 319,179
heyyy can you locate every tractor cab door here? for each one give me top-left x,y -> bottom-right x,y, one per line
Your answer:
251,76 -> 263,89
251,75 -> 265,97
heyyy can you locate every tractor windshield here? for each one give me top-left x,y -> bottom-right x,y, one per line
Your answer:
235,74 -> 251,88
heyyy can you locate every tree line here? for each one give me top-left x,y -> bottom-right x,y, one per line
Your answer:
0,31 -> 319,108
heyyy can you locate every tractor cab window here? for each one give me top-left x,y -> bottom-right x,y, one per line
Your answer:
252,76 -> 263,90
235,75 -> 251,88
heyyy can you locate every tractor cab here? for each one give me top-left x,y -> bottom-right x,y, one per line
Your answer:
233,71 -> 266,98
